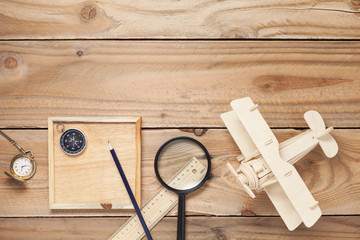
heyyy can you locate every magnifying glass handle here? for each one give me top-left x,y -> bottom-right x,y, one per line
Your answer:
177,194 -> 186,240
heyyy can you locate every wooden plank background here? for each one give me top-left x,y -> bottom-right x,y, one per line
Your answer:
1,129 -> 359,217
1,41 -> 359,128
1,0 -> 360,239
0,0 -> 360,39
1,217 -> 359,240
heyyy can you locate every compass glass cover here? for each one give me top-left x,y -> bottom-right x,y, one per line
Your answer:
60,128 -> 86,155
13,157 -> 33,177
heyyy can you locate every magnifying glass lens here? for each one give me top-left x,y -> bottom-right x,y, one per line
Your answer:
157,138 -> 209,191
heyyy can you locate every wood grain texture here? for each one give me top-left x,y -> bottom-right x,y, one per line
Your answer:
0,216 -> 359,240
0,129 -> 359,217
0,1 -> 360,39
1,41 -> 360,128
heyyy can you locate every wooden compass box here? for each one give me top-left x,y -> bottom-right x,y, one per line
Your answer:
48,117 -> 141,210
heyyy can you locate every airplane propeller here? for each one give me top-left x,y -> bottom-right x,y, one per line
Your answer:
227,162 -> 256,198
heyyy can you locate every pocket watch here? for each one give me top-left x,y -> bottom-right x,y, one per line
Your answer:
0,130 -> 36,182
57,124 -> 87,155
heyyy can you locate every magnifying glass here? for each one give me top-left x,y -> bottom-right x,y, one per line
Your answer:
154,136 -> 211,240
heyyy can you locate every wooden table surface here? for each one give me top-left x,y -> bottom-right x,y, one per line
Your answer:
1,1 -> 360,239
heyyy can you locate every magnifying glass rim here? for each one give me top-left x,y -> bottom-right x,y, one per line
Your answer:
154,136 -> 211,195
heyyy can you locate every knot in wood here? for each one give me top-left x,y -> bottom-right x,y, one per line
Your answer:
100,203 -> 112,209
194,128 -> 207,136
81,5 -> 97,21
179,128 -> 208,137
3,56 -> 18,69
241,209 -> 256,216
210,227 -> 229,240
349,0 -> 360,10
76,50 -> 84,57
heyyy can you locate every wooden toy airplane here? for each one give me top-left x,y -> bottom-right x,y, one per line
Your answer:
221,97 -> 338,231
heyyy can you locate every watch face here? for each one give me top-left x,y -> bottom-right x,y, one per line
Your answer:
12,156 -> 34,177
60,128 -> 87,155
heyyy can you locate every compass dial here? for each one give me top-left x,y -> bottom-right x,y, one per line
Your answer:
60,128 -> 87,155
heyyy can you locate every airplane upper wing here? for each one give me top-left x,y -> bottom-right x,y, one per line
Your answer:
221,111 -> 259,161
231,97 -> 321,227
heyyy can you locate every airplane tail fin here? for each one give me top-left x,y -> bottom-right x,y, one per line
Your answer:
304,110 -> 338,158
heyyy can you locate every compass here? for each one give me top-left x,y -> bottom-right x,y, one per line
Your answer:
59,128 -> 87,155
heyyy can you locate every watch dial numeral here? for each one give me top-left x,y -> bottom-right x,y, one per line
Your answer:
12,157 -> 33,177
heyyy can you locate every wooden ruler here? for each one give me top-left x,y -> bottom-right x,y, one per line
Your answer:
108,157 -> 207,240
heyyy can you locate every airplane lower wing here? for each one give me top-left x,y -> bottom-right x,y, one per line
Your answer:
265,154 -> 322,227
264,182 -> 302,231
231,97 -> 322,227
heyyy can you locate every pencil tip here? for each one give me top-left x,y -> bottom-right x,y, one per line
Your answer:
108,141 -> 113,150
